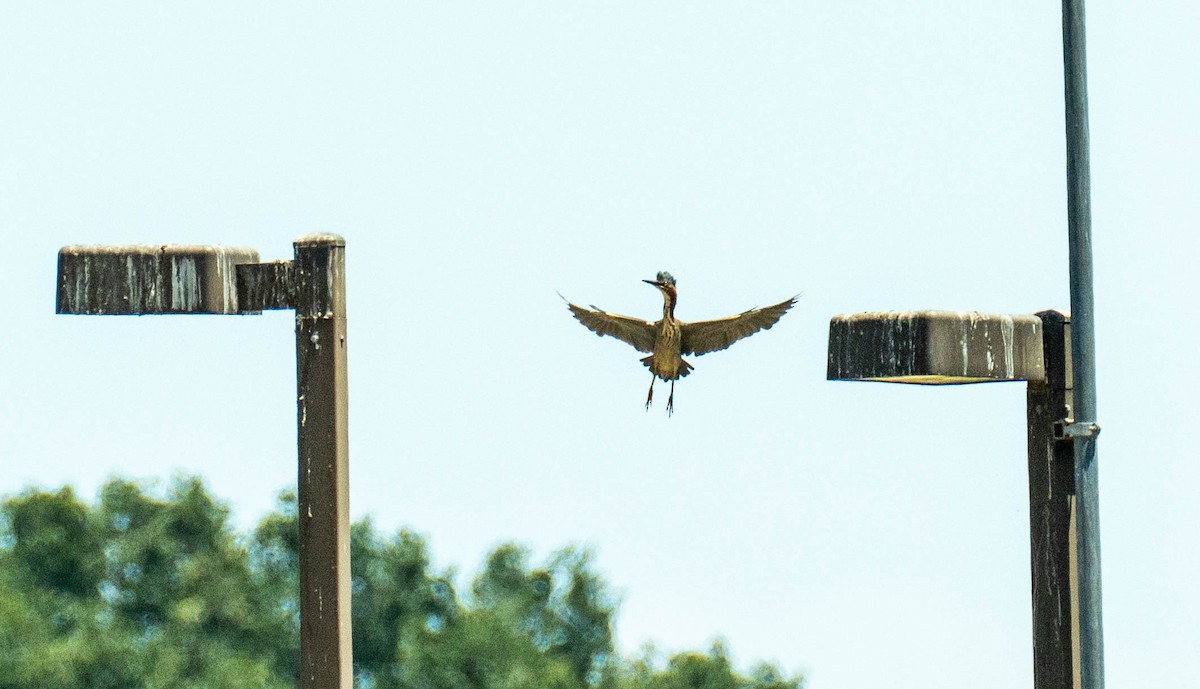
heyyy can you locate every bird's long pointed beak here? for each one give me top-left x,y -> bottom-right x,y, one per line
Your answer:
642,279 -> 661,288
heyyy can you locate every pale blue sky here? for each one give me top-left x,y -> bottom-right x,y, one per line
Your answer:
2,3 -> 1198,687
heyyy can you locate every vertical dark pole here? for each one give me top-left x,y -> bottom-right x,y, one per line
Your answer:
1027,311 -> 1079,689
1062,1 -> 1104,687
294,234 -> 352,689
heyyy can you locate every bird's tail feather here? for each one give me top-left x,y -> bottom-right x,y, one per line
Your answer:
640,356 -> 694,379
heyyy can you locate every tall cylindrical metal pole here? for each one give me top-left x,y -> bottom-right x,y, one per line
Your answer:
294,234 -> 353,689
1062,2 -> 1104,687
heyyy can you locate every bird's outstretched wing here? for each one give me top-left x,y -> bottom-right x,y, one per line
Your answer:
562,297 -> 657,353
680,296 -> 798,356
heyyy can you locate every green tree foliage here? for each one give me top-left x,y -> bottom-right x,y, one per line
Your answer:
1,478 -> 802,689
6,487 -> 104,597
1,479 -> 289,689
613,641 -> 801,689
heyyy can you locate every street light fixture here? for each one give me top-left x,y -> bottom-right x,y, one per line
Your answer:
826,311 -> 1045,385
56,234 -> 352,689
827,309 -> 1092,689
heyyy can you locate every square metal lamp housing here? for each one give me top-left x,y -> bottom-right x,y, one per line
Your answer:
827,311 -> 1046,384
57,244 -> 259,315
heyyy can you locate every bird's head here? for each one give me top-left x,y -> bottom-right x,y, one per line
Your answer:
643,271 -> 678,307
642,271 -> 676,289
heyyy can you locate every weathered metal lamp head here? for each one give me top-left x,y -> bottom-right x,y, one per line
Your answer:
827,310 -> 1046,384
56,244 -> 259,315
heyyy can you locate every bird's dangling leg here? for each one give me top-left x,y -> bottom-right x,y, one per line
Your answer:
666,380 -> 676,417
645,375 -> 656,410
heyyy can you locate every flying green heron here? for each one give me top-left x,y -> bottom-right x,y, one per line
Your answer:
563,271 -> 797,414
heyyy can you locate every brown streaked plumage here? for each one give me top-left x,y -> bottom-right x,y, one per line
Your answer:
562,271 -> 797,415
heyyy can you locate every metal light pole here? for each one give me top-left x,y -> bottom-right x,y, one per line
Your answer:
57,234 -> 353,689
291,236 -> 352,689
1026,310 -> 1079,689
1061,1 -> 1105,685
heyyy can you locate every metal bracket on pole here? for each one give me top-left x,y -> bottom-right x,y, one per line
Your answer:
1054,420 -> 1101,441
236,260 -> 296,311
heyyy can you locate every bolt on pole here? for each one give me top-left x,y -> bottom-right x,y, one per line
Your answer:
1062,0 -> 1105,686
